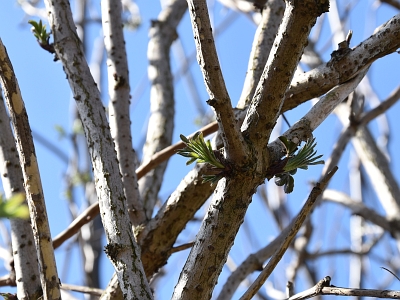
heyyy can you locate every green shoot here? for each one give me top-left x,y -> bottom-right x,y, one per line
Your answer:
177,132 -> 224,168
177,132 -> 225,184
274,137 -> 324,194
0,193 -> 29,219
28,20 -> 51,46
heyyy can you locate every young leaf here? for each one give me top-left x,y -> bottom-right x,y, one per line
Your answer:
273,138 -> 324,194
177,132 -> 225,169
0,193 -> 29,219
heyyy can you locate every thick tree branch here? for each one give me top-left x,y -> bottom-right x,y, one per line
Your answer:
43,0 -> 152,298
0,89 -> 42,299
139,0 -> 187,219
0,39 -> 61,299
282,13 -> 400,113
101,0 -> 145,226
138,163 -> 215,277
172,175 -> 263,299
187,0 -> 248,163
237,0 -> 285,109
241,0 -> 329,150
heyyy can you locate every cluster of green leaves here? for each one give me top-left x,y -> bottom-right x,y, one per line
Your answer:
274,137 -> 324,193
177,132 -> 225,184
0,193 -> 29,219
28,20 -> 51,46
177,133 -> 324,191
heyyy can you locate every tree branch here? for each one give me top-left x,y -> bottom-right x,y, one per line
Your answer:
237,0 -> 285,109
187,0 -> 248,164
359,85 -> 400,125
139,0 -> 187,219
172,175 -> 263,299
282,13 -> 400,113
336,104 -> 400,220
0,87 -> 42,299
43,0 -> 152,297
268,66 -> 368,168
0,38 -> 61,299
239,167 -> 338,300
101,0 -> 145,226
288,276 -> 400,299
241,0 -> 329,150
323,189 -> 396,233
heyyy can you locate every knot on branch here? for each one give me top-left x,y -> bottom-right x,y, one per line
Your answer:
291,0 -> 330,16
327,30 -> 353,68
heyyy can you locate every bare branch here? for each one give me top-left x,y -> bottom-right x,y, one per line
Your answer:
241,0 -> 329,150
380,0 -> 400,10
0,38 -> 61,299
239,167 -> 338,300
323,189 -> 396,234
288,276 -> 332,300
282,13 -> 400,113
102,0 -> 145,225
359,85 -> 400,126
60,283 -> 103,297
170,242 -> 195,254
187,0 -> 248,163
43,0 -> 152,297
336,104 -> 400,220
237,0 -> 285,109
289,276 -> 400,299
0,88 -> 42,299
139,0 -> 187,219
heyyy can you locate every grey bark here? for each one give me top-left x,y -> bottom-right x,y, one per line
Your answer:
237,0 -> 285,109
172,2 -> 329,298
0,89 -> 42,299
0,39 -> 61,299
102,0 -> 145,226
43,0 -> 152,298
139,0 -> 187,219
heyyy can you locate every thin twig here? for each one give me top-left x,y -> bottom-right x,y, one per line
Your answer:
170,242 -> 194,254
60,283 -> 103,296
359,85 -> 400,126
240,167 -> 338,300
289,277 -> 400,299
